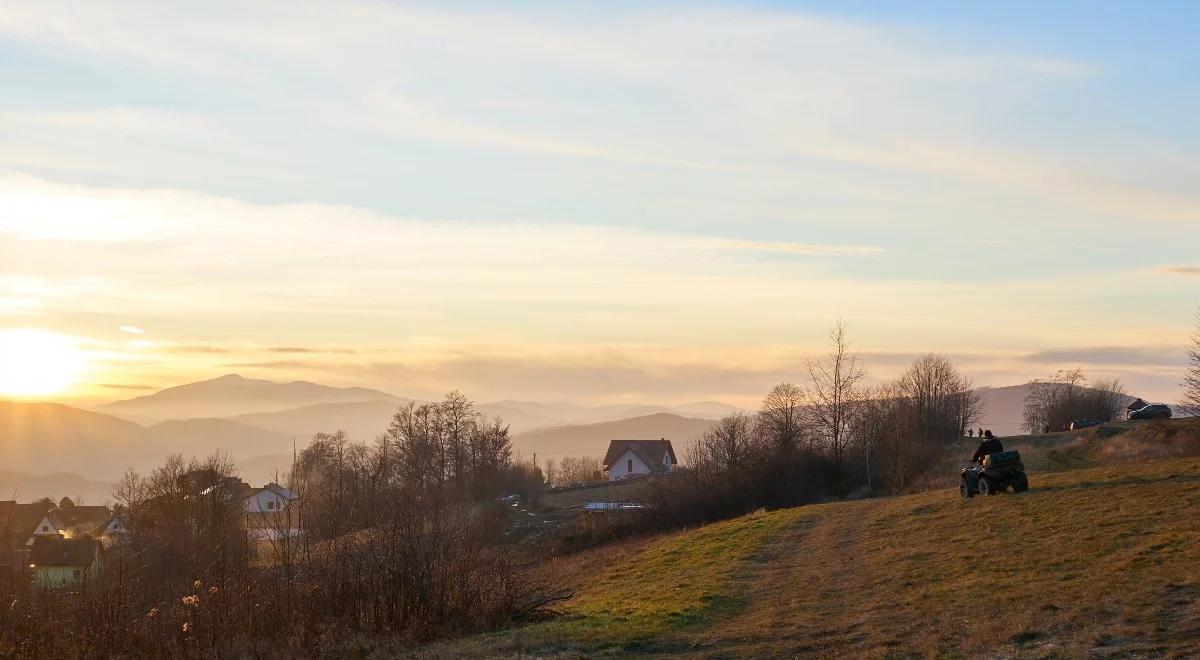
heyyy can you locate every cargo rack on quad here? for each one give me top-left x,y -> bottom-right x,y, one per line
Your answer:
961,450 -> 1028,498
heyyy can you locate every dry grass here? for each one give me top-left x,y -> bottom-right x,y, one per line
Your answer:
421,423 -> 1200,658
537,480 -> 650,510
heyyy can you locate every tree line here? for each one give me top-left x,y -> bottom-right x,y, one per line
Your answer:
636,323 -> 982,531
0,393 -> 558,657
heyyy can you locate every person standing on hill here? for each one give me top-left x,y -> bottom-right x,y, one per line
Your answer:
970,430 -> 1004,464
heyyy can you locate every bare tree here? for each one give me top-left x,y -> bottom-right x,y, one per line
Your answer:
1185,307 -> 1200,417
1023,369 -> 1127,432
758,382 -> 807,454
806,321 -> 867,484
542,458 -> 559,488
690,412 -> 755,476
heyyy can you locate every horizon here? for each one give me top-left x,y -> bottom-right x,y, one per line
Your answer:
2,1 -> 1198,408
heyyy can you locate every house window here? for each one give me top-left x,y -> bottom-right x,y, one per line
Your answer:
40,525 -> 48,533
267,500 -> 277,510
627,458 -> 633,473
73,569 -> 82,580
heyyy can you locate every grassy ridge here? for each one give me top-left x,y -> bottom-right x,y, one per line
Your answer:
425,424 -> 1200,658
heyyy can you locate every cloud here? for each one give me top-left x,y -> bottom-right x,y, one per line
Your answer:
1020,346 -> 1186,367
100,382 -> 154,390
4,0 -> 1180,237
159,344 -> 233,354
1161,265 -> 1200,275
266,346 -> 358,354
712,239 -> 885,256
221,361 -> 322,370
119,325 -> 145,334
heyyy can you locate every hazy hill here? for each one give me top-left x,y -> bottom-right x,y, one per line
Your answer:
0,401 -> 145,477
235,453 -> 296,486
98,373 -> 398,422
479,400 -> 739,431
144,417 -> 293,460
227,398 -> 742,443
232,400 -> 406,442
974,384 -> 1035,436
1,401 -> 297,479
0,469 -> 114,505
510,412 -> 716,460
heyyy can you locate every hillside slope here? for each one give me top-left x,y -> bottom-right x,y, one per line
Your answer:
433,425 -> 1200,658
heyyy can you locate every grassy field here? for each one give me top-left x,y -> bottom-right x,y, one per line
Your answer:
538,480 -> 649,510
419,421 -> 1200,658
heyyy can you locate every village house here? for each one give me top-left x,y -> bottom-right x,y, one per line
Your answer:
95,513 -> 130,546
245,482 -> 298,513
244,483 -> 302,543
1,501 -> 64,554
29,536 -> 101,588
602,439 -> 677,481
53,498 -> 115,539
170,469 -> 304,556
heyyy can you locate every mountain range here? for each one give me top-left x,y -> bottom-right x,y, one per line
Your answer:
97,374 -> 400,422
0,375 -> 1140,495
0,375 -> 740,485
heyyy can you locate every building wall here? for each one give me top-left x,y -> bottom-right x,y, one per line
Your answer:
27,516 -> 62,546
245,489 -> 291,513
34,560 -> 99,588
607,449 -> 651,481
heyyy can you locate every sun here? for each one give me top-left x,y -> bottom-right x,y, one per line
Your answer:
0,329 -> 86,398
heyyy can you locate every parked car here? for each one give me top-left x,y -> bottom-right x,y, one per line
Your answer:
1070,418 -> 1104,430
1127,404 -> 1172,420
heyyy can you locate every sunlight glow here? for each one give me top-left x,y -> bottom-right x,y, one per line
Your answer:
0,329 -> 86,397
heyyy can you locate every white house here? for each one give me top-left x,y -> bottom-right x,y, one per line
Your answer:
243,483 -> 302,549
244,483 -> 298,513
602,439 -> 677,481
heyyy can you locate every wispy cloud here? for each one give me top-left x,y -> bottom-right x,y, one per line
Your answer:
712,239 -> 885,256
3,0 -> 1174,236
1161,265 -> 1200,275
1021,346 -> 1186,367
119,325 -> 145,334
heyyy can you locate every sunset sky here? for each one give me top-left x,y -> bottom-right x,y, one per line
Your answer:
1,1 -> 1197,407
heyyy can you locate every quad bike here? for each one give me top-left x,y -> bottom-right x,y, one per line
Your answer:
960,450 -> 1029,498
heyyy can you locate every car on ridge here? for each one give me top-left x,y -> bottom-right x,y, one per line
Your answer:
1127,404 -> 1172,421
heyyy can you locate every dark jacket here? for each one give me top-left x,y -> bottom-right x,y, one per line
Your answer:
970,437 -> 1004,464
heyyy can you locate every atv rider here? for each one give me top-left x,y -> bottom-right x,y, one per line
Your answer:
970,430 -> 1004,465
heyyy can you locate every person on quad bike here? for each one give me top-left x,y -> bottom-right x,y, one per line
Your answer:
970,429 -> 1003,464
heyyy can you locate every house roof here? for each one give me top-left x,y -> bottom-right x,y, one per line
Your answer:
246,482 -> 298,502
1126,397 -> 1149,410
1,501 -> 57,541
55,505 -> 112,531
602,439 -> 677,471
30,536 -> 99,568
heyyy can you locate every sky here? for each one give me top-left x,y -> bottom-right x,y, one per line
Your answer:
0,0 -> 1197,407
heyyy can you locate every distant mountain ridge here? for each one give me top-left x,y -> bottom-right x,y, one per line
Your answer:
511,412 -> 717,460
14,374 -> 1131,490
0,400 -> 292,479
97,373 -> 399,422
0,469 -> 114,505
